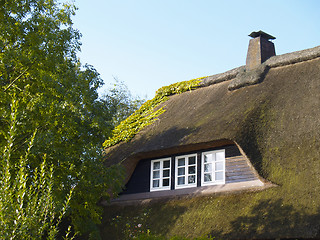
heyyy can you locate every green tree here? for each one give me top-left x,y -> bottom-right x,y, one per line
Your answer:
0,0 -> 139,237
102,77 -> 145,127
0,95 -> 74,239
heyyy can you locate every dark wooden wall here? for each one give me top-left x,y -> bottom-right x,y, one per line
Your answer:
121,144 -> 258,195
120,159 -> 151,195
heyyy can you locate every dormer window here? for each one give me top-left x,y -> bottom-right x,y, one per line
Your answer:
149,149 -> 226,192
118,144 -> 262,200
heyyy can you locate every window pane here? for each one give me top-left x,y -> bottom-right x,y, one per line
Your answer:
178,177 -> 185,185
153,180 -> 159,188
204,163 -> 212,173
215,172 -> 224,181
188,156 -> 196,165
215,162 -> 223,171
204,154 -> 214,163
188,175 -> 196,184
163,169 -> 170,177
216,152 -> 224,162
163,160 -> 170,169
178,167 -> 185,176
153,170 -> 160,179
151,158 -> 172,191
153,162 -> 160,170
204,173 -> 212,182
178,158 -> 185,166
163,178 -> 169,186
188,166 -> 196,174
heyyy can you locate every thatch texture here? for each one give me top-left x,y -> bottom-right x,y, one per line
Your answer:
104,46 -> 320,182
102,46 -> 320,239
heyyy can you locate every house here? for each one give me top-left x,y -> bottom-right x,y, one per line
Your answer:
101,31 -> 320,239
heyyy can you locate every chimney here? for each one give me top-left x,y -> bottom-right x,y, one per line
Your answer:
246,31 -> 276,71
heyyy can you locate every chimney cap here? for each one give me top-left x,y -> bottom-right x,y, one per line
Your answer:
249,30 -> 276,40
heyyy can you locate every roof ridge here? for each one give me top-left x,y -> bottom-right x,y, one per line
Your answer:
266,45 -> 320,68
197,45 -> 320,91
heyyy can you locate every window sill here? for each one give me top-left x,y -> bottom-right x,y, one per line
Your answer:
107,179 -> 272,205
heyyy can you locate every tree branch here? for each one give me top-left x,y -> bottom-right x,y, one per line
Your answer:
3,67 -> 30,92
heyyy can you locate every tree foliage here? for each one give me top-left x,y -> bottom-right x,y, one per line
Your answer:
0,0 -> 141,237
0,96 -> 74,240
102,78 -> 145,127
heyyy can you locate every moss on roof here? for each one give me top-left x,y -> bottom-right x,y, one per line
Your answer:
102,77 -> 205,149
102,46 -> 320,239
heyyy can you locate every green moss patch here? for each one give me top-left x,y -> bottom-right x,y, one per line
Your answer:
102,170 -> 320,239
103,77 -> 205,148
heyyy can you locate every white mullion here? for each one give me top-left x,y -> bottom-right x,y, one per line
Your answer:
184,157 -> 186,183
160,160 -> 163,188
184,160 -> 187,184
186,158 -> 190,183
212,152 -> 216,182
212,153 -> 216,182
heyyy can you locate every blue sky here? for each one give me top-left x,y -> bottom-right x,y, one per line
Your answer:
72,0 -> 320,99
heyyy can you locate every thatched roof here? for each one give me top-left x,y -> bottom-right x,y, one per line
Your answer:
104,45 -> 320,183
102,45 -> 320,239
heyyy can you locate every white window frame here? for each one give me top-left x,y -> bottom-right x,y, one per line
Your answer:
150,158 -> 171,192
201,149 -> 225,186
175,154 -> 197,189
